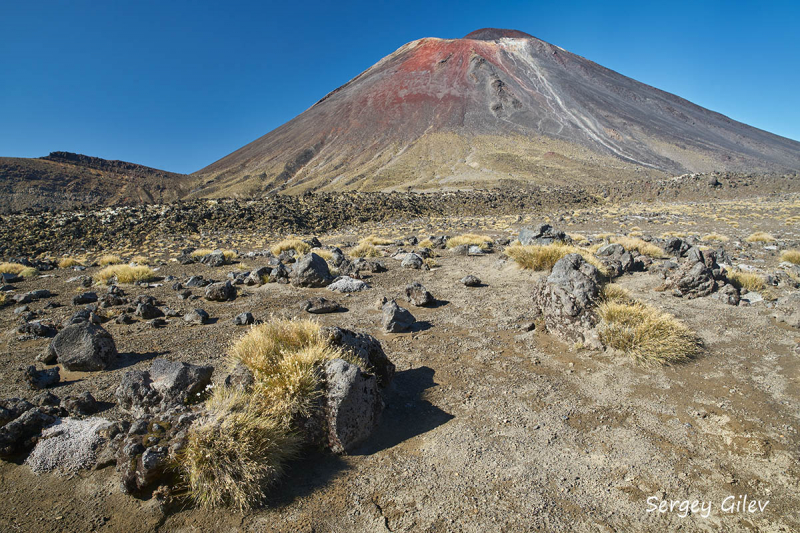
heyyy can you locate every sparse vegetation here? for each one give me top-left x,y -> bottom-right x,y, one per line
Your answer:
312,249 -> 333,262
359,235 -> 394,246
131,255 -> 149,265
190,248 -> 214,259
350,242 -> 381,258
726,270 -> 766,292
58,257 -> 83,268
506,243 -> 608,275
780,250 -> 800,265
0,262 -> 27,275
96,264 -> 156,284
271,239 -> 311,256
597,301 -> 701,364
611,237 -> 665,258
746,231 -> 776,243
701,233 -> 729,242
445,233 -> 492,250
180,388 -> 299,511
98,254 -> 122,266
418,238 -> 433,248
180,318 -> 362,509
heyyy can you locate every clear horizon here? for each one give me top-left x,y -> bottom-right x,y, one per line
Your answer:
1,0 -> 799,174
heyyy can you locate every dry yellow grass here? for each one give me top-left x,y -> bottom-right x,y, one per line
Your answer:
271,239 -> 311,256
350,242 -> 381,258
58,257 -> 83,268
611,237 -> 665,258
418,238 -> 433,248
597,301 -> 701,364
726,270 -> 766,292
222,250 -> 238,262
359,235 -> 394,246
701,233 -> 729,242
0,262 -> 26,275
180,318 -> 366,509
0,292 -> 6,307
445,233 -> 492,250
505,243 -> 608,275
600,283 -> 631,303
190,248 -> 214,258
780,250 -> 800,265
98,254 -> 122,266
131,255 -> 149,265
746,232 -> 776,243
179,388 -> 299,511
312,249 -> 333,262
568,233 -> 587,243
96,265 -> 156,284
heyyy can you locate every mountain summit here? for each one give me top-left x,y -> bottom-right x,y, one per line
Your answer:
193,29 -> 800,196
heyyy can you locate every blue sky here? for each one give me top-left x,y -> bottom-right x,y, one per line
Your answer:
1,0 -> 798,174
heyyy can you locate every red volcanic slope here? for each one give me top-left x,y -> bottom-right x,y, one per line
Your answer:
194,28 -> 800,194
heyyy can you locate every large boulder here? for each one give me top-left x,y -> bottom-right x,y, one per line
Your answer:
596,243 -> 635,278
322,326 -> 395,387
661,250 -> 717,298
291,253 -> 333,288
323,359 -> 383,454
531,254 -> 601,344
401,253 -> 424,269
116,358 -> 213,415
382,300 -> 415,333
405,282 -> 435,307
49,322 -> 118,371
327,276 -> 369,293
0,407 -> 56,456
519,224 -> 570,246
205,280 -> 236,301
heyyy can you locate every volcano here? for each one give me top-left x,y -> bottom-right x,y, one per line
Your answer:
192,28 -> 800,196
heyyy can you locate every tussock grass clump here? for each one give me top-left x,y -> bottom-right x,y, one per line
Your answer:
96,265 -> 156,284
600,283 -> 631,304
780,250 -> 800,265
58,257 -> 83,268
612,237 -> 665,258
506,243 -> 608,275
180,388 -> 299,511
271,239 -> 311,256
0,292 -> 6,307
701,233 -> 729,242
222,250 -> 238,262
190,248 -> 214,259
568,233 -> 587,243
445,233 -> 492,250
359,235 -> 394,246
312,249 -> 333,262
98,254 -> 122,266
131,255 -> 149,265
726,270 -> 766,292
350,242 -> 381,258
180,318 -> 363,510
19,267 -> 38,278
0,262 -> 27,275
418,238 -> 433,248
597,301 -> 701,364
746,232 -> 776,243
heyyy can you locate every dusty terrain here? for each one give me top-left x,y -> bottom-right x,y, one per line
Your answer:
1,185 -> 799,532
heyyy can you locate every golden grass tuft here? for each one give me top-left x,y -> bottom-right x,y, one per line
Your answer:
0,292 -> 6,307
179,318 -> 366,509
96,264 -> 156,284
611,237 -> 665,258
0,262 -> 27,275
780,249 -> 800,265
568,233 -> 587,243
418,238 -> 433,249
312,249 -> 333,262
98,254 -> 122,266
19,267 -> 38,278
597,301 -> 701,364
359,235 -> 394,246
58,257 -> 83,269
350,242 -> 381,258
131,255 -> 149,265
222,250 -> 238,262
190,248 -> 214,258
726,270 -> 766,292
505,243 -> 608,275
701,233 -> 729,242
179,388 -> 299,511
746,232 -> 776,243
445,233 -> 492,250
600,283 -> 631,304
271,239 -> 311,256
